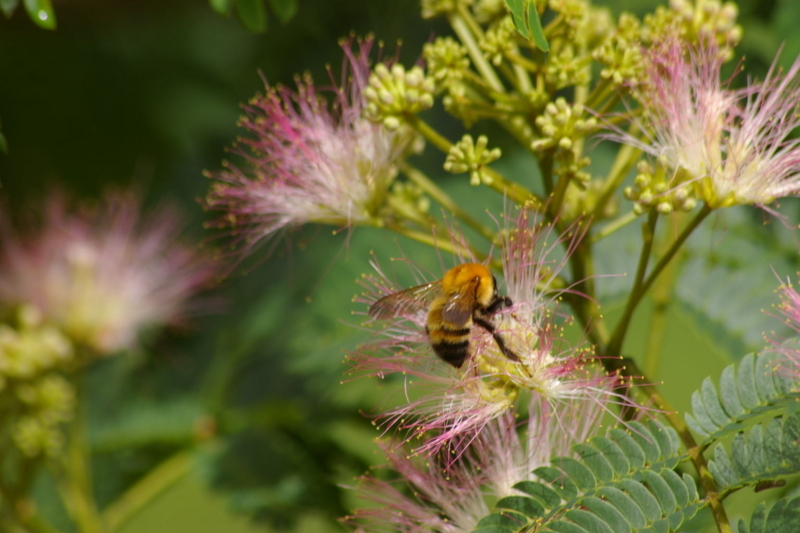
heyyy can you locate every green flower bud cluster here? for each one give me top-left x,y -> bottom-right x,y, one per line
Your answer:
593,13 -> 645,86
624,159 -> 698,215
444,134 -> 502,186
421,0 -> 472,20
0,308 -> 76,458
532,98 -> 596,182
480,16 -> 517,67
643,0 -> 741,58
423,37 -> 470,90
544,44 -> 591,90
0,306 -> 73,385
389,181 -> 431,220
472,0 -> 506,24
365,64 -> 436,130
12,375 -> 75,457
548,0 -> 590,43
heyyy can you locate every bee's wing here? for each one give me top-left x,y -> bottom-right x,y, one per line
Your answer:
441,278 -> 479,327
368,281 -> 442,320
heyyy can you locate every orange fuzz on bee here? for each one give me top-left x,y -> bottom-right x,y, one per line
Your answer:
369,263 -> 519,368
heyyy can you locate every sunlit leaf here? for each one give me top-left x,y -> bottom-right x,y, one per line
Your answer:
504,0 -> 549,51
268,0 -> 297,24
236,0 -> 267,33
22,0 -> 55,29
209,0 -> 233,17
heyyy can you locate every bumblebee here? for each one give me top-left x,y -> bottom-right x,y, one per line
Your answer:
369,263 -> 519,368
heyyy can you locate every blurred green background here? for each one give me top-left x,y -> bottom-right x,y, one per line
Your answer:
2,0 -> 800,531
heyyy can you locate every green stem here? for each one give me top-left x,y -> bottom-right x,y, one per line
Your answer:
59,378 -> 104,533
540,151 -> 555,199
607,206 -> 711,359
592,142 -> 640,222
606,211 -> 659,359
449,7 -> 505,94
589,211 -> 638,244
407,116 -> 542,207
103,449 -> 193,532
549,172 -> 571,216
584,78 -> 612,110
385,221 -> 486,262
642,220 -> 685,377
400,164 -> 496,242
506,52 -> 540,74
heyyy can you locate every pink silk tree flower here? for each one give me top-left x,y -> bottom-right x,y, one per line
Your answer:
205,37 -> 419,256
350,210 -> 631,461
768,278 -> 800,380
606,35 -> 800,209
0,191 -> 217,355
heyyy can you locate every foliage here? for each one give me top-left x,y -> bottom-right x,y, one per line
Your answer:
3,0 -> 800,533
476,421 -> 702,533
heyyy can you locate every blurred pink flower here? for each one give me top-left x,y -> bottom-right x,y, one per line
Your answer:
206,37 -> 418,255
607,36 -> 800,209
0,191 -> 217,354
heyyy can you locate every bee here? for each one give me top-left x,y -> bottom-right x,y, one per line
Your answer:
369,263 -> 519,368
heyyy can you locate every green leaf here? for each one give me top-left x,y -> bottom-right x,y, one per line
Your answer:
737,353 -> 761,410
608,428 -> 646,470
581,497 -> 632,533
590,437 -> 630,476
626,422 -> 662,464
22,0 -> 55,29
574,443 -> 614,483
495,496 -> 544,519
553,457 -> 596,490
0,0 -> 18,18
660,469 -> 689,508
563,509 -> 613,533
596,487 -> 647,529
640,470 -> 677,515
478,424 -> 698,532
473,512 -> 524,532
512,480 -> 561,507
504,0 -> 549,51
719,364 -> 746,419
685,352 -> 800,446
708,412 -> 800,490
209,0 -> 233,16
534,466 -> 579,499
616,479 -> 662,523
739,497 -> 800,533
236,0 -> 267,33
546,521 -> 589,533
267,0 -> 297,24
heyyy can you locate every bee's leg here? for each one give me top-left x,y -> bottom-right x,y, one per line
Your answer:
485,295 -> 513,315
473,316 -> 520,362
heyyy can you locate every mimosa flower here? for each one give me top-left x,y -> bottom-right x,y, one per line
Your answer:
606,36 -> 800,209
0,191 -> 217,354
206,37 -> 419,255
350,210 -> 631,460
768,277 -> 800,382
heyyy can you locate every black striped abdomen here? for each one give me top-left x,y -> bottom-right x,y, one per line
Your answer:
427,324 -> 471,368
